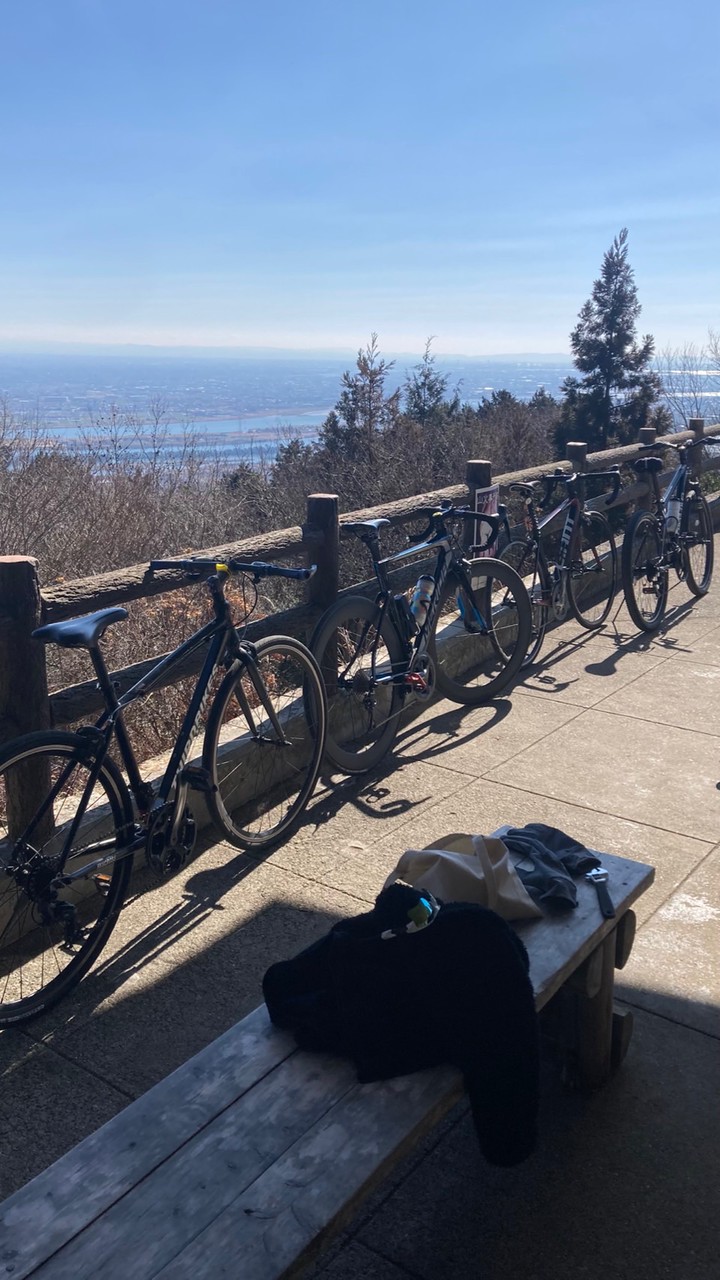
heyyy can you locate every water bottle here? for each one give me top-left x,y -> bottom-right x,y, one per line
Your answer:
410,575 -> 435,627
665,498 -> 681,534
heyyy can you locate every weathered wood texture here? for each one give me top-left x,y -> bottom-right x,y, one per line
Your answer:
304,493 -> 340,614
4,425 -> 720,744
0,557 -> 50,742
41,527 -> 307,621
0,847 -> 654,1280
49,601 -> 321,726
0,557 -> 53,832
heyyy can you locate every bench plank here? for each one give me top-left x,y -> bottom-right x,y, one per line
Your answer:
31,1051 -> 359,1280
0,1006 -> 295,1280
1,846 -> 654,1280
153,1066 -> 464,1280
515,850 -> 654,1008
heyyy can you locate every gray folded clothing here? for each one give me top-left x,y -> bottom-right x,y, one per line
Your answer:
503,823 -> 600,911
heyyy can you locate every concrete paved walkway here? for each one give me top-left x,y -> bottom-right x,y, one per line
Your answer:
2,568 -> 720,1279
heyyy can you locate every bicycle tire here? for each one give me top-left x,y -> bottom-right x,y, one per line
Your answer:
203,635 -> 326,850
568,510 -> 617,629
683,494 -> 714,596
0,730 -> 133,1027
428,558 -> 532,704
621,509 -> 668,631
494,540 -> 549,665
309,594 -> 406,775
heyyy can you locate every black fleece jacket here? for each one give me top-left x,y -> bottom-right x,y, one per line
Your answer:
263,884 -> 539,1166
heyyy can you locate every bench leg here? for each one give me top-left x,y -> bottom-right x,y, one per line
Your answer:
611,1005 -> 634,1071
541,913 -> 639,1090
573,931 -> 616,1090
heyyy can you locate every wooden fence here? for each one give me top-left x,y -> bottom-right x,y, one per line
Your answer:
1,418 -> 719,765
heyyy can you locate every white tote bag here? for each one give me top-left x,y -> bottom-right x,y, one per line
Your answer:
383,832 -> 542,922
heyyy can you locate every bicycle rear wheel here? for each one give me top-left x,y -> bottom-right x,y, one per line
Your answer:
568,511 -> 617,628
428,559 -> 531,704
203,635 -> 326,850
621,510 -> 668,631
0,731 -> 133,1027
495,540 -> 549,665
310,595 -> 406,774
683,495 -> 714,596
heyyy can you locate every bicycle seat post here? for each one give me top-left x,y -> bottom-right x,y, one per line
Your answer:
88,642 -> 121,716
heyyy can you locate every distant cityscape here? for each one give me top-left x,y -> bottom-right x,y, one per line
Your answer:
0,351 -> 575,450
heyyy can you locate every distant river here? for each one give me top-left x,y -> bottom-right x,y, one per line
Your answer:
45,410 -> 332,461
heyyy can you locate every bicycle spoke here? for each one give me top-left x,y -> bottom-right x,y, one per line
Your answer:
0,738 -> 131,1026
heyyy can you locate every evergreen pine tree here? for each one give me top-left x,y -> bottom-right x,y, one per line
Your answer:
557,228 -> 667,453
318,334 -> 400,461
402,339 -> 458,424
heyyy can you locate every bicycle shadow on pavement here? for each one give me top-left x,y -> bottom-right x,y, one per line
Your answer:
393,694 -> 513,765
517,595 -> 701,693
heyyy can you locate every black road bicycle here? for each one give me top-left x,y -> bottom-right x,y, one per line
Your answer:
310,502 -> 532,774
496,468 -> 622,666
0,558 -> 326,1026
621,438 -> 717,631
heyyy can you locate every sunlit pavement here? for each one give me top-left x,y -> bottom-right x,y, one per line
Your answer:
2,546 -> 720,1280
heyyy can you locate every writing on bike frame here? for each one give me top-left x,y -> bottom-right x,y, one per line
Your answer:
49,558 -> 318,888
534,469 -> 621,564
637,437 -> 720,526
372,505 -> 500,677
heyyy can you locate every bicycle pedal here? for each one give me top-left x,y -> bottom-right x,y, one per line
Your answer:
179,766 -> 216,794
93,874 -> 113,896
404,673 -> 429,693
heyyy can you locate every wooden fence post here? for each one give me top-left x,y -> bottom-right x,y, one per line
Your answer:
0,557 -> 50,744
565,441 -> 588,471
303,494 -> 340,619
689,417 -> 705,440
0,556 -> 51,835
636,427 -> 657,510
465,460 -> 495,552
465,459 -> 493,499
565,443 -> 588,510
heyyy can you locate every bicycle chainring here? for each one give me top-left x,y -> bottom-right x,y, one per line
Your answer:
406,655 -> 435,702
551,579 -> 570,621
145,805 -> 197,878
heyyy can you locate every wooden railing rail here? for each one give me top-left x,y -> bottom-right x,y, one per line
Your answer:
2,422 -> 720,754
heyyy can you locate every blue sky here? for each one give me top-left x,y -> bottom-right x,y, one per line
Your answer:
1,0 -> 718,354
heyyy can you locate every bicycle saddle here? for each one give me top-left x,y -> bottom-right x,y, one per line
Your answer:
342,518 -> 391,538
631,456 -> 664,474
33,607 -> 129,649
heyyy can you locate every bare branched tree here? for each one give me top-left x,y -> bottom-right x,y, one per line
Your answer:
657,331 -> 720,427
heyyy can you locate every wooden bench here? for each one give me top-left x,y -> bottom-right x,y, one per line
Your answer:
0,847 -> 653,1280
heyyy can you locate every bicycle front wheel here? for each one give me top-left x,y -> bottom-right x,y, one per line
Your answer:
621,510 -> 668,631
495,540 -> 549,665
429,559 -> 531,704
203,635 -> 326,850
0,731 -> 133,1027
568,511 -> 617,628
683,495 -> 714,596
310,595 -> 406,775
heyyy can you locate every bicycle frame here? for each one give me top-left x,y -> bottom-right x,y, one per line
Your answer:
640,447 -> 699,571
514,490 -> 582,607
35,576 -> 282,888
361,523 -> 490,689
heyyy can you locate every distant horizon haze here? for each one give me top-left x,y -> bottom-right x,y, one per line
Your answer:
0,339 -> 572,362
